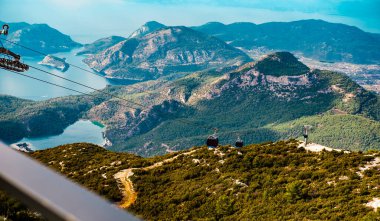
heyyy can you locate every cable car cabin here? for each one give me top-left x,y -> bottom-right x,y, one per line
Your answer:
206,135 -> 218,148
0,46 -> 29,72
0,58 -> 29,72
235,138 -> 244,148
0,24 -> 29,72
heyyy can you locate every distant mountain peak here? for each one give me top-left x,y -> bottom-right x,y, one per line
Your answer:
144,25 -> 204,38
144,21 -> 165,27
254,52 -> 310,76
260,51 -> 297,62
202,21 -> 226,27
129,21 -> 166,39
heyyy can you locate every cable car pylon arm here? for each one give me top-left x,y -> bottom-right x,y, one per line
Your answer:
0,24 -> 9,35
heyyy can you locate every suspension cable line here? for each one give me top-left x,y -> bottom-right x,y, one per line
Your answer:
28,65 -> 145,109
0,37 -> 215,130
0,67 -> 137,110
0,67 -> 213,130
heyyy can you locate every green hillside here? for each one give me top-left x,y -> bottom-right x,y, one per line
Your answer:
272,113 -> 380,151
2,141 -> 380,220
130,140 -> 380,220
115,56 -> 380,155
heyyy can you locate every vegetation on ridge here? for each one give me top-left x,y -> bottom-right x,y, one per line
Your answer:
2,141 -> 380,220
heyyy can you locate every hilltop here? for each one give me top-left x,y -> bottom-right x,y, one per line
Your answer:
128,21 -> 166,39
3,141 -> 380,220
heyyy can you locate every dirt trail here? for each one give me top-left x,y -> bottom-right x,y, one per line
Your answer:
114,149 -> 198,208
114,169 -> 137,208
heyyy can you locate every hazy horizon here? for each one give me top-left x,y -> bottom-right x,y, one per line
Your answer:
1,0 -> 379,43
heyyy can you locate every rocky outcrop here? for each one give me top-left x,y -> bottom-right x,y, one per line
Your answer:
186,53 -> 314,103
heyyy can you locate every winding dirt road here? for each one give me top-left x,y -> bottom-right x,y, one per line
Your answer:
114,149 -> 198,208
114,168 -> 137,208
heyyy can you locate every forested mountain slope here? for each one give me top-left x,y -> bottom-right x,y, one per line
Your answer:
87,52 -> 380,155
3,141 -> 380,220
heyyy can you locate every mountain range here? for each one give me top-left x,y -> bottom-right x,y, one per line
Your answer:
0,21 -> 81,56
1,52 -> 379,157
192,19 -> 380,64
0,19 -> 379,155
1,19 -> 379,66
83,25 -> 251,81
2,19 -> 378,83
1,19 -> 380,221
77,19 -> 380,85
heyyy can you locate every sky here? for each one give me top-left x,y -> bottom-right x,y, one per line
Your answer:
0,0 -> 379,43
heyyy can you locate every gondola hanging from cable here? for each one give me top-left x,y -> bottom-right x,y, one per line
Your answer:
0,24 -> 29,72
206,128 -> 219,148
302,125 -> 312,146
235,136 -> 244,148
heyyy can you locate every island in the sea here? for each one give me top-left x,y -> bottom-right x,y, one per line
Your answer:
10,142 -> 34,152
38,55 -> 70,72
